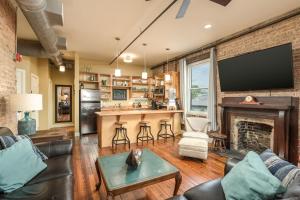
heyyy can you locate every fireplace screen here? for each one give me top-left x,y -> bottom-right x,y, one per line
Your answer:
231,117 -> 274,155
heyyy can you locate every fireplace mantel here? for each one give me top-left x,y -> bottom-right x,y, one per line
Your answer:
219,96 -> 299,165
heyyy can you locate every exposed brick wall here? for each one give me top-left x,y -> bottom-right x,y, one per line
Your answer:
216,15 -> 300,156
0,1 -> 17,132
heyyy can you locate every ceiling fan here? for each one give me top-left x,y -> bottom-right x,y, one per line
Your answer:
176,0 -> 232,19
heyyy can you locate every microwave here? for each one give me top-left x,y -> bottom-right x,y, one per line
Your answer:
112,89 -> 127,100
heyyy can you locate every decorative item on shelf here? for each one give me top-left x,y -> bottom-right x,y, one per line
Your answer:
142,43 -> 148,79
114,37 -> 122,77
101,80 -> 107,86
240,96 -> 262,105
126,149 -> 143,170
10,94 -> 43,135
164,48 -> 171,82
14,52 -> 23,62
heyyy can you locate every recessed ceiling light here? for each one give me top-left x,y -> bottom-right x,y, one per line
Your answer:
123,55 -> 133,63
204,24 -> 212,29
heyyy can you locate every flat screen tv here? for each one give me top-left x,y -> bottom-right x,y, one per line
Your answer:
218,43 -> 293,92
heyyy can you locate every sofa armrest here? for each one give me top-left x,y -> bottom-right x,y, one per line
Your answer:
224,158 -> 240,175
183,178 -> 225,200
35,139 -> 73,158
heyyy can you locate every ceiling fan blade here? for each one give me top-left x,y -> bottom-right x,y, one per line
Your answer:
176,0 -> 191,19
210,0 -> 232,6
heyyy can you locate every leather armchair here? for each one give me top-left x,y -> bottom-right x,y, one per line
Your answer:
0,127 -> 74,200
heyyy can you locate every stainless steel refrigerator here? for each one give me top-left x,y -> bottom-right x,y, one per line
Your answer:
80,89 -> 101,135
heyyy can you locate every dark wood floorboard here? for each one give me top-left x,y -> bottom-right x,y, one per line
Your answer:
73,134 -> 227,200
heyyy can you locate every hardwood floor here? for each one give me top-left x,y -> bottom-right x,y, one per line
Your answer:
73,134 -> 227,200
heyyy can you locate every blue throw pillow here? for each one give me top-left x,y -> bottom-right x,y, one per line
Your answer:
221,151 -> 286,200
0,138 -> 47,193
260,149 -> 300,187
0,135 -> 47,161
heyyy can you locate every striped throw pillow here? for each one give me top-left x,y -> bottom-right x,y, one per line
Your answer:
260,149 -> 300,187
0,135 -> 47,161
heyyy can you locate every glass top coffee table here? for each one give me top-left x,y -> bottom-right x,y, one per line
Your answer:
95,148 -> 182,199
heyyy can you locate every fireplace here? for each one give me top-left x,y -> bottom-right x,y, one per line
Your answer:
219,96 -> 299,165
230,116 -> 274,155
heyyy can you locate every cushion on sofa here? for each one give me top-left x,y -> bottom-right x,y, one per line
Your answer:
0,175 -> 73,200
221,151 -> 286,200
178,138 -> 208,151
276,174 -> 300,199
183,132 -> 209,140
260,149 -> 300,187
0,135 -> 47,161
26,155 -> 73,185
0,138 -> 47,193
184,178 -> 225,200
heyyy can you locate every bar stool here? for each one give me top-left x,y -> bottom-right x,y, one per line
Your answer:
112,121 -> 130,150
136,121 -> 154,146
157,119 -> 175,141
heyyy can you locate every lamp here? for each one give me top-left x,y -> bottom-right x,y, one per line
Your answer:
114,37 -> 122,77
59,65 -> 65,72
10,94 -> 43,135
115,68 -> 121,77
142,43 -> 148,79
164,48 -> 171,82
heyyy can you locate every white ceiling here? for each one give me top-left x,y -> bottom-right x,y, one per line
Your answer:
17,0 -> 300,66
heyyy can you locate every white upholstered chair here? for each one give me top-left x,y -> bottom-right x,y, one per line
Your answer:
178,117 -> 210,160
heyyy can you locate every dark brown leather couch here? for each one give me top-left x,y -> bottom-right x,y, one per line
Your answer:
167,158 -> 239,200
0,127 -> 74,200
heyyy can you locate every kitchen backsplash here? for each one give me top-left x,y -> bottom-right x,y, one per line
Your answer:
101,98 -> 149,108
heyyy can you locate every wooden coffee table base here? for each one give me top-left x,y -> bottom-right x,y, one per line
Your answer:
95,160 -> 182,199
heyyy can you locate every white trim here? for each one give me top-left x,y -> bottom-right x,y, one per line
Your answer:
187,58 -> 210,115
16,68 -> 26,94
51,123 -> 74,128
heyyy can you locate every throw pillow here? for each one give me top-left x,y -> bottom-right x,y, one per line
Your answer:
0,135 -> 47,161
221,151 -> 286,200
0,138 -> 47,193
276,174 -> 300,199
260,149 -> 300,187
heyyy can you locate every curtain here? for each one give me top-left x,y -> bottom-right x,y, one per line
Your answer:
179,58 -> 188,123
208,47 -> 217,131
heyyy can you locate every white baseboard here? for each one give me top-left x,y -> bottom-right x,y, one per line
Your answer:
51,123 -> 74,128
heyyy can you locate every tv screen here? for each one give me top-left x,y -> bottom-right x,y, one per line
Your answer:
218,43 -> 293,92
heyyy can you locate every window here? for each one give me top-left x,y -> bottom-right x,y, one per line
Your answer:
187,59 -> 210,115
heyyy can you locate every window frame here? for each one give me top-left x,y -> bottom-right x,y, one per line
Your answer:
187,58 -> 210,116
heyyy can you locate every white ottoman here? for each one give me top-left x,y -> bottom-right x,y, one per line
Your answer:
178,138 -> 208,160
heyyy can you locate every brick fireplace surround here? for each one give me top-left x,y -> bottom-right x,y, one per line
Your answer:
215,15 -> 300,164
220,97 -> 299,165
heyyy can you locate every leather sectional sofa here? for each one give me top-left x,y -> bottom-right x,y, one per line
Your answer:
0,127 -> 74,200
167,158 -> 238,200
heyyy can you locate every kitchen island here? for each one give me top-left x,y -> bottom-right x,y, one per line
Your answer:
95,109 -> 183,148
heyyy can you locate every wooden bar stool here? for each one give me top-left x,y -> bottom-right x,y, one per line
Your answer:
210,133 -> 227,153
136,121 -> 154,146
112,121 -> 130,150
157,119 -> 175,141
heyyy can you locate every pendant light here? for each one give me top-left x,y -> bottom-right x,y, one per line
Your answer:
59,65 -> 65,72
114,37 -> 122,77
164,48 -> 171,82
142,43 -> 148,79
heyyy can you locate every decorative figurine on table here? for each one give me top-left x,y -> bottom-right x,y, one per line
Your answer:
126,149 -> 143,170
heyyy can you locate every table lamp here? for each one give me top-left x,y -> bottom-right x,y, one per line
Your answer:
10,94 -> 43,135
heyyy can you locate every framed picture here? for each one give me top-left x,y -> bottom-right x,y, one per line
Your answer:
55,85 -> 72,123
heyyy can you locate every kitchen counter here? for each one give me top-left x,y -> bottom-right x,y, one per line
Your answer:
96,109 -> 183,148
96,109 -> 183,116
